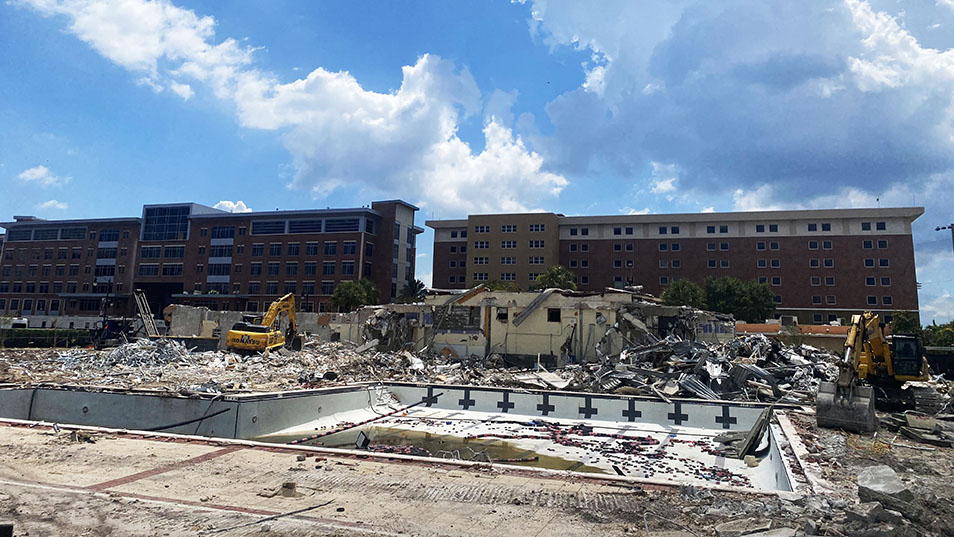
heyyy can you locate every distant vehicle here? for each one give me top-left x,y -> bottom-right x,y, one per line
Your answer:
226,293 -> 302,353
2,317 -> 29,329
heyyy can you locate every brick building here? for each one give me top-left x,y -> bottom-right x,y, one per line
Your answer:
427,207 -> 924,324
0,200 -> 421,321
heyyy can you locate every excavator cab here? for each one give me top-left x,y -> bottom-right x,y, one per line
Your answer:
226,293 -> 302,353
890,335 -> 924,377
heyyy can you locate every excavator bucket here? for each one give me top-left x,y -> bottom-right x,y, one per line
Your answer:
816,381 -> 878,433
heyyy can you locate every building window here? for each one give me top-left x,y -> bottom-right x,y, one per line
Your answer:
824,258 -> 834,268
771,259 -> 780,268
808,240 -> 818,250
826,295 -> 836,305
581,228 -> 589,236
707,242 -> 716,251
769,224 -> 778,232
769,242 -> 779,250
720,259 -> 730,268
758,259 -> 767,268
501,273 -> 516,281
707,225 -> 716,234
252,244 -> 264,256
720,242 -> 729,251
863,240 -> 873,249
501,224 -> 517,233
284,281 -> 297,294
581,275 -> 589,284
615,260 -> 623,268
719,225 -> 728,233
161,264 -> 183,276
671,243 -> 680,251
659,243 -> 668,251
570,228 -> 578,236
825,276 -> 835,286
658,226 -> 667,235
625,227 -> 633,235
324,242 -> 337,255
322,261 -> 335,275
529,240 -> 545,248
877,239 -> 888,249
670,260 -> 679,268
881,277 -> 891,286
450,231 -> 458,238
614,227 -> 622,235
474,225 -> 490,233
864,258 -> 875,267
305,242 -> 319,256
772,276 -> 781,286
811,295 -> 822,305
286,243 -> 300,256
658,260 -> 667,268
862,222 -> 871,231
808,223 -> 817,232
138,264 -> 160,276
660,276 -> 670,285
569,260 -> 578,268
474,273 -> 488,281
821,223 -> 831,231
671,226 -> 680,234
501,256 -> 516,265
811,276 -> 821,286
883,296 -> 893,305
209,264 -> 231,276
448,275 -> 456,283
529,224 -> 545,232
320,281 -> 334,295
501,241 -> 517,249
756,224 -> 765,233
866,277 -> 876,286
867,296 -> 877,306
876,221 -> 886,230
249,263 -> 262,276
822,240 -> 832,250
449,261 -> 457,268
614,244 -> 622,252
879,258 -> 889,267
474,241 -> 489,249
529,256 -> 545,265
756,241 -> 766,251
473,257 -> 488,265
708,259 -> 717,268
773,295 -> 782,303
581,260 -> 589,268
285,262 -> 298,276
569,244 -> 578,252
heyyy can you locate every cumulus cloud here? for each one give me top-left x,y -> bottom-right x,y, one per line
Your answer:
37,199 -> 68,210
17,165 -> 69,187
213,200 -> 252,213
622,207 -> 651,215
18,0 -> 566,214
922,292 -> 954,322
531,0 -> 954,206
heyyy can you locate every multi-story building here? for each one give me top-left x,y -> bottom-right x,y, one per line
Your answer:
427,207 -> 924,324
0,200 -> 421,322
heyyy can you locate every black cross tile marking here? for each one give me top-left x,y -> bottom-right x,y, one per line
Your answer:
422,386 -> 440,407
715,405 -> 737,429
667,402 -> 689,426
496,392 -> 515,413
537,394 -> 555,416
622,399 -> 642,422
578,396 -> 599,419
458,389 -> 475,410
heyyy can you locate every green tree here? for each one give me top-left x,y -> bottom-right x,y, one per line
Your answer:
532,265 -> 577,291
923,320 -> 954,347
704,276 -> 775,323
331,279 -> 380,312
397,279 -> 427,303
661,279 -> 706,309
889,311 -> 921,335
485,280 -> 522,292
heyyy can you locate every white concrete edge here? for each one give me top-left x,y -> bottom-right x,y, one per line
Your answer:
0,417 -> 799,498
775,410 -> 835,495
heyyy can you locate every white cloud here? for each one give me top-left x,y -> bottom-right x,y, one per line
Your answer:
701,206 -> 715,213
18,0 -> 567,215
213,200 -> 252,213
732,185 -> 786,212
922,292 -> 954,322
17,165 -> 69,187
37,199 -> 68,210
622,207 -> 651,215
169,81 -> 194,100
417,272 -> 433,288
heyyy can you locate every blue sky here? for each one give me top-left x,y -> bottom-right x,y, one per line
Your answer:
1,0 -> 953,322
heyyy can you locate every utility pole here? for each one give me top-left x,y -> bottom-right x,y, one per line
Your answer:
937,224 -> 954,260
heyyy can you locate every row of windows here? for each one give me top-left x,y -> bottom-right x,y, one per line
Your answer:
241,281 -> 336,295
449,230 -> 468,238
5,228 -> 130,242
3,264 -> 90,277
449,245 -> 467,253
466,257 -> 546,266
0,282 -> 115,294
5,247 -> 126,261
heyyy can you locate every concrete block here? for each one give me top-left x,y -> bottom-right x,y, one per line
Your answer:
715,518 -> 773,537
857,465 -> 914,503
846,502 -> 886,523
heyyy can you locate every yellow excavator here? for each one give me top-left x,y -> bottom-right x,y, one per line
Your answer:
226,293 -> 303,353
816,311 -> 931,433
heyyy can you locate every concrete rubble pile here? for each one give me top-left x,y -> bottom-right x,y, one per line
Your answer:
588,333 -> 846,404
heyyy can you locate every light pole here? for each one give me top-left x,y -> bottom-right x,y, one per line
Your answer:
936,224 -> 954,260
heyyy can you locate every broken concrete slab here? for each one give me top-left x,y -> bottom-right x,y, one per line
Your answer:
744,529 -> 796,537
857,465 -> 915,503
714,518 -> 772,537
847,501 -> 887,523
